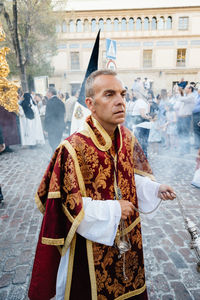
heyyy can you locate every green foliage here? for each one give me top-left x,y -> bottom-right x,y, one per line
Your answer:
1,0 -> 58,89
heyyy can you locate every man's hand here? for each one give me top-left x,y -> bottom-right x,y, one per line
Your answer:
118,200 -> 134,220
158,184 -> 176,200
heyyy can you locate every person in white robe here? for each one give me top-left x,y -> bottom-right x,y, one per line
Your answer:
19,93 -> 45,146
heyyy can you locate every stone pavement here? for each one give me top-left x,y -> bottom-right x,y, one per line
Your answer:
0,143 -> 200,300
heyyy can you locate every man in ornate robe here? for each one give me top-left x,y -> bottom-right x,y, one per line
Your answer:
28,70 -> 175,300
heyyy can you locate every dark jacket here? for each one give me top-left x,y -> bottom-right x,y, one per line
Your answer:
44,96 -> 65,134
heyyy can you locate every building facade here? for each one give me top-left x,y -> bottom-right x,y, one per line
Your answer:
50,0 -> 200,95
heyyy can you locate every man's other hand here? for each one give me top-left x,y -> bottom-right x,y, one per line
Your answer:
118,200 -> 134,220
158,184 -> 176,200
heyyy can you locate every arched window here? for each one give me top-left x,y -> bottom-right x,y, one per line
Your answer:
84,19 -> 89,32
144,17 -> 149,30
158,16 -> 164,30
121,18 -> 127,31
128,18 -> 134,30
136,18 -> 142,30
99,18 -> 104,31
166,16 -> 172,29
106,18 -> 112,31
76,19 -> 83,32
114,18 -> 119,31
69,20 -> 74,33
91,19 -> 96,32
62,21 -> 67,33
151,17 -> 157,30
56,22 -> 61,33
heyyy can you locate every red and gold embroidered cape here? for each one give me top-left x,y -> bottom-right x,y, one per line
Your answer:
28,116 -> 154,300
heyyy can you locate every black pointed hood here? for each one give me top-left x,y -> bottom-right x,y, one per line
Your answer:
77,30 -> 100,106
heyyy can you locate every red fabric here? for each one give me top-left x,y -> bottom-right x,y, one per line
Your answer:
0,105 -> 20,146
28,219 -> 61,300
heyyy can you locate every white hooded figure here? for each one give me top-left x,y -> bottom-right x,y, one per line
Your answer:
70,102 -> 90,135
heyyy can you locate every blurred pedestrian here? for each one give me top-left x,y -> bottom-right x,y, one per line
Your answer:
191,148 -> 200,188
192,87 -> 200,149
132,92 -> 152,157
175,85 -> 195,155
165,104 -> 177,150
64,90 -> 78,135
45,87 -> 65,152
19,92 -> 45,147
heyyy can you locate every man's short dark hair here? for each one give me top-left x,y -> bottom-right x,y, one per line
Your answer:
85,69 -> 117,98
48,87 -> 57,96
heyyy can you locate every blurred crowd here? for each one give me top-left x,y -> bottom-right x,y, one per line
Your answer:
0,87 -> 79,156
125,77 -> 200,158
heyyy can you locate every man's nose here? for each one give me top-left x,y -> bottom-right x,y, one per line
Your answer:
115,94 -> 125,105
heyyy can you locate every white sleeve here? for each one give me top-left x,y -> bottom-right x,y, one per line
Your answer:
56,198 -> 121,300
77,197 -> 121,246
135,174 -> 161,217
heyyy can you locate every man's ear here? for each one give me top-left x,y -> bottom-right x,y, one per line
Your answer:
85,97 -> 95,112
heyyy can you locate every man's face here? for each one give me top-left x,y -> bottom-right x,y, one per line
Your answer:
86,74 -> 126,133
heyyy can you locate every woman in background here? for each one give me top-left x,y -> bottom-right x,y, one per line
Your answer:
19,93 -> 45,147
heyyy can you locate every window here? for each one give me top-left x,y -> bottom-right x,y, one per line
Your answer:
179,17 -> 189,30
99,19 -> 104,31
128,18 -> 134,30
166,16 -> 172,29
121,18 -> 127,31
70,52 -> 80,70
151,17 -> 157,30
177,49 -> 186,66
62,21 -> 67,33
136,18 -> 142,30
84,19 -> 89,32
69,20 -> 74,33
114,18 -> 119,31
143,50 -> 152,68
76,19 -> 83,32
106,18 -> 112,31
91,19 -> 96,32
158,17 -> 164,30
144,17 -> 149,30
56,22 -> 61,33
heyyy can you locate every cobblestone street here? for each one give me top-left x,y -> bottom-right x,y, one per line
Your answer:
0,143 -> 200,300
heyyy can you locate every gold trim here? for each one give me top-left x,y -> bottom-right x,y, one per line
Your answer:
120,216 -> 140,237
131,133 -> 135,160
118,124 -> 123,153
134,168 -> 155,181
86,240 -> 97,300
62,140 -> 87,197
62,204 -> 75,223
84,118 -> 112,151
64,235 -> 77,300
48,191 -> 61,198
115,283 -> 146,300
78,129 -> 90,137
35,192 -> 45,214
60,208 -> 84,256
42,237 -> 64,245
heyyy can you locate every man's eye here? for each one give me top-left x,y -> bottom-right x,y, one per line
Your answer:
105,93 -> 112,97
